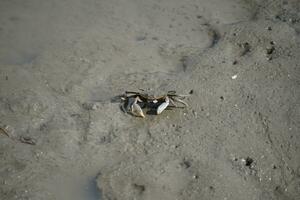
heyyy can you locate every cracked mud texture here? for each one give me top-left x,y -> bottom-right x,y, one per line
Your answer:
0,0 -> 300,200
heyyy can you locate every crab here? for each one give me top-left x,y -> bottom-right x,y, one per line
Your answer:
120,89 -> 189,118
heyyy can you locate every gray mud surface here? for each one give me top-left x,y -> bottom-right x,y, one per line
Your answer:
0,0 -> 300,200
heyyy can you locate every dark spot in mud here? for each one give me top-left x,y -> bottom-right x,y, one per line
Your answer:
207,26 -> 220,48
267,26 -> 272,31
275,15 -> 282,20
193,174 -> 199,179
196,15 -> 202,19
181,159 -> 192,169
245,157 -> 254,168
189,89 -> 194,94
273,165 -> 277,169
39,123 -> 47,131
152,37 -> 158,40
239,42 -> 251,56
232,60 -> 238,65
220,96 -> 224,101
133,183 -> 146,194
265,44 -> 275,60
243,42 -> 250,48
209,186 -> 215,192
136,35 -> 147,41
232,156 -> 257,176
180,56 -> 188,71
100,135 -> 112,144
266,46 -> 275,55
274,185 -> 286,197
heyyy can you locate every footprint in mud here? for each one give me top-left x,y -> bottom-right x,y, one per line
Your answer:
95,157 -> 192,200
179,55 -> 196,72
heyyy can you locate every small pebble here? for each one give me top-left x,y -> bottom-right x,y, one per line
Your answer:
193,175 -> 199,179
266,56 -> 272,61
192,110 -> 198,118
231,74 -> 237,79
289,18 -> 295,23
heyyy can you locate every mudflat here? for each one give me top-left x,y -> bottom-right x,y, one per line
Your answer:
0,0 -> 299,199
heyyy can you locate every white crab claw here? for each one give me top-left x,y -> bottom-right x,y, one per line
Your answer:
131,97 -> 145,118
157,96 -> 170,114
131,103 -> 145,118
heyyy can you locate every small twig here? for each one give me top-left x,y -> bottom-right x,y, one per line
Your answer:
0,127 -> 10,138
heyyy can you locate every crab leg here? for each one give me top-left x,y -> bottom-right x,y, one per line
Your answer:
126,97 -> 136,111
170,97 -> 188,107
168,97 -> 182,108
157,96 -> 170,114
168,94 -> 190,98
125,91 -> 141,95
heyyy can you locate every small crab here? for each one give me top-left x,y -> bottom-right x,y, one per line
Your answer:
120,89 -> 189,118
